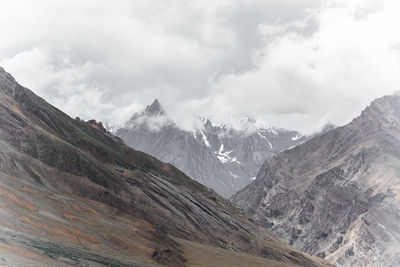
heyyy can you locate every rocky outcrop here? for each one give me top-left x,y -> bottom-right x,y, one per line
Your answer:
0,67 -> 328,266
232,95 -> 400,266
116,100 -> 306,198
76,117 -> 109,133
0,67 -> 17,97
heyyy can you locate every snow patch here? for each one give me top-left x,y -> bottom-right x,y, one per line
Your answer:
200,130 -> 210,147
257,131 -> 273,149
291,133 -> 303,141
229,171 -> 240,179
215,137 -> 241,164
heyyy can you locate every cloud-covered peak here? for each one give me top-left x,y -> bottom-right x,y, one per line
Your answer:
145,99 -> 164,116
124,99 -> 172,131
0,1 -> 398,134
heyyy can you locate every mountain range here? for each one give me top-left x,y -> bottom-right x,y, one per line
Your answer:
232,94 -> 400,266
116,99 -> 307,197
0,67 -> 328,266
2,64 -> 398,266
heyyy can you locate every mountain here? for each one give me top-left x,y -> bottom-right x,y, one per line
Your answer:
320,123 -> 336,134
0,67 -> 328,266
232,94 -> 400,266
116,100 -> 306,198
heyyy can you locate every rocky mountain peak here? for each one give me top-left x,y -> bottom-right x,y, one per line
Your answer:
123,99 -> 171,131
232,93 -> 400,266
203,118 -> 214,130
0,66 -> 17,97
144,98 -> 164,116
321,122 -> 336,133
352,94 -> 400,133
117,103 -> 306,197
76,117 -> 108,133
0,67 -> 326,267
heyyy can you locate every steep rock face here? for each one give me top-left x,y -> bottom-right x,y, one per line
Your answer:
0,67 -> 327,266
116,100 -> 306,198
232,95 -> 400,266
0,66 -> 16,97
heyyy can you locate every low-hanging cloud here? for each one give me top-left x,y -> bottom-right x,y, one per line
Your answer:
0,0 -> 398,134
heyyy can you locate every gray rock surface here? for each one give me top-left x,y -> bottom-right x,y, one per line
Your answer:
116,100 -> 306,198
0,66 -> 17,97
0,66 -> 328,267
232,94 -> 400,266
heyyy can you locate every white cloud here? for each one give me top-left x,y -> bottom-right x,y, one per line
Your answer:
0,0 -> 399,133
203,0 -> 400,133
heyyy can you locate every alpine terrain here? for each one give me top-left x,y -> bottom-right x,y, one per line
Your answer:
116,99 -> 306,198
0,66 -> 329,266
232,94 -> 400,266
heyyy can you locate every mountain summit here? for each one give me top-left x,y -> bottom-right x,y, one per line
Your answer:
116,99 -> 307,197
232,94 -> 400,266
145,98 -> 165,116
0,67 -> 327,266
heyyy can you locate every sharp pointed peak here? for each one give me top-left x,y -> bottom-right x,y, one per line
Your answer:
204,118 -> 213,128
145,98 -> 165,116
151,98 -> 160,106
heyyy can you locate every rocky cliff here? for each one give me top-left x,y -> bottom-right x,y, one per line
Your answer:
232,94 -> 400,266
0,66 -> 328,266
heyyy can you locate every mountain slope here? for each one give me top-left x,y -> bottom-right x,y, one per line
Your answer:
232,94 -> 400,266
116,100 -> 306,197
0,67 -> 328,266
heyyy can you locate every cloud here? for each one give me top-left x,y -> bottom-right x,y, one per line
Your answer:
202,0 -> 400,133
126,114 -> 174,132
0,0 -> 399,133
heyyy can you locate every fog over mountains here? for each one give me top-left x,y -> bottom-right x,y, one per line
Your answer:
1,1 -> 400,266
0,67 -> 330,266
115,94 -> 400,266
116,99 -> 307,197
1,62 -> 400,266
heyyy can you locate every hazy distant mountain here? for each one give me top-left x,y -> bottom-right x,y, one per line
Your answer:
0,67 -> 328,266
116,99 -> 306,197
232,94 -> 400,266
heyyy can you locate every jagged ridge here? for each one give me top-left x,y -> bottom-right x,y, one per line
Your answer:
0,67 -> 328,266
232,94 -> 400,266
116,99 -> 306,197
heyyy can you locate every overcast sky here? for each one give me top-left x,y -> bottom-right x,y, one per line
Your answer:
0,0 -> 399,134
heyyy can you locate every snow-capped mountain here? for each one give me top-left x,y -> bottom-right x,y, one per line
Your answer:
0,67 -> 326,266
116,99 -> 307,197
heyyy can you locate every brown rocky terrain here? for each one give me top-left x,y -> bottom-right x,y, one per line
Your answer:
232,94 -> 400,266
0,66 -> 328,266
